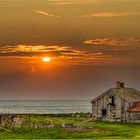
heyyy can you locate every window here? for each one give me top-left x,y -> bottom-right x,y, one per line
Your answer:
109,95 -> 115,106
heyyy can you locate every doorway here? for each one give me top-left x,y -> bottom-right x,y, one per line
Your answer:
102,109 -> 107,117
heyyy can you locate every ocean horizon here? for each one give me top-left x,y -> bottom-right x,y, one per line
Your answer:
0,100 -> 91,114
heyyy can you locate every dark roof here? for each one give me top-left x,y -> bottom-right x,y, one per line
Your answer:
128,101 -> 140,112
91,87 -> 140,103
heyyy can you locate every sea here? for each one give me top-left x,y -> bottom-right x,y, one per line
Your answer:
0,100 -> 91,114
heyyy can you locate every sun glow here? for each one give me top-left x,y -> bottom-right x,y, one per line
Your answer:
42,57 -> 51,62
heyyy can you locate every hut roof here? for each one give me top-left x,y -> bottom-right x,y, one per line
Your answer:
91,87 -> 140,103
127,101 -> 140,112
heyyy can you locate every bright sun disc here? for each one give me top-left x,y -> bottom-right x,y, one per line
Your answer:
42,57 -> 51,62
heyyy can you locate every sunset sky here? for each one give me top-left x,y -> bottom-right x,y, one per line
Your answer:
0,0 -> 140,99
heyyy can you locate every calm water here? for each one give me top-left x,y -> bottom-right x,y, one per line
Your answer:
0,100 -> 91,114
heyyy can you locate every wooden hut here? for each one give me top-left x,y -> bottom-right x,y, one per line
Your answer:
90,81 -> 140,122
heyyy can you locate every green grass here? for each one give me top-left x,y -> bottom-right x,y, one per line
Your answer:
0,115 -> 140,139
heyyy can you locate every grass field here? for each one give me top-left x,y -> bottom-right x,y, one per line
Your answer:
0,115 -> 140,139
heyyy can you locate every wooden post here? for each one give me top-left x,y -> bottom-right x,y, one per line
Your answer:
28,115 -> 31,128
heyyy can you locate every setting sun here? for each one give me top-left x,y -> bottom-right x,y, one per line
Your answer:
42,57 -> 51,62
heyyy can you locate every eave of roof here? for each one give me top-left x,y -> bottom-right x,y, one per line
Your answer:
90,88 -> 112,103
90,87 -> 140,103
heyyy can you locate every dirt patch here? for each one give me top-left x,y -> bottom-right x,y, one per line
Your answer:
65,127 -> 90,132
93,128 -> 112,133
64,127 -> 112,133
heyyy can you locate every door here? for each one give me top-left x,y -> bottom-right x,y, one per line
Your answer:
102,109 -> 107,117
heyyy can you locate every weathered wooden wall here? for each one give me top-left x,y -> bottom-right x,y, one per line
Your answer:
92,92 -> 136,122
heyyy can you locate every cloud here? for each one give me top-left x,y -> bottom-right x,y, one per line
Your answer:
1,44 -> 140,66
0,45 -> 111,66
84,38 -> 140,46
82,12 -> 140,18
48,0 -> 98,5
0,45 -> 71,56
35,10 -> 61,18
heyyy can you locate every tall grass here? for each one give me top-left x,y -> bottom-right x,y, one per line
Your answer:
0,116 -> 140,139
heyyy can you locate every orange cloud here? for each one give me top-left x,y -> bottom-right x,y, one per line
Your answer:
84,38 -> 140,46
1,44 -> 140,66
48,0 -> 98,5
35,10 -> 61,18
82,12 -> 140,18
0,45 -> 112,66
